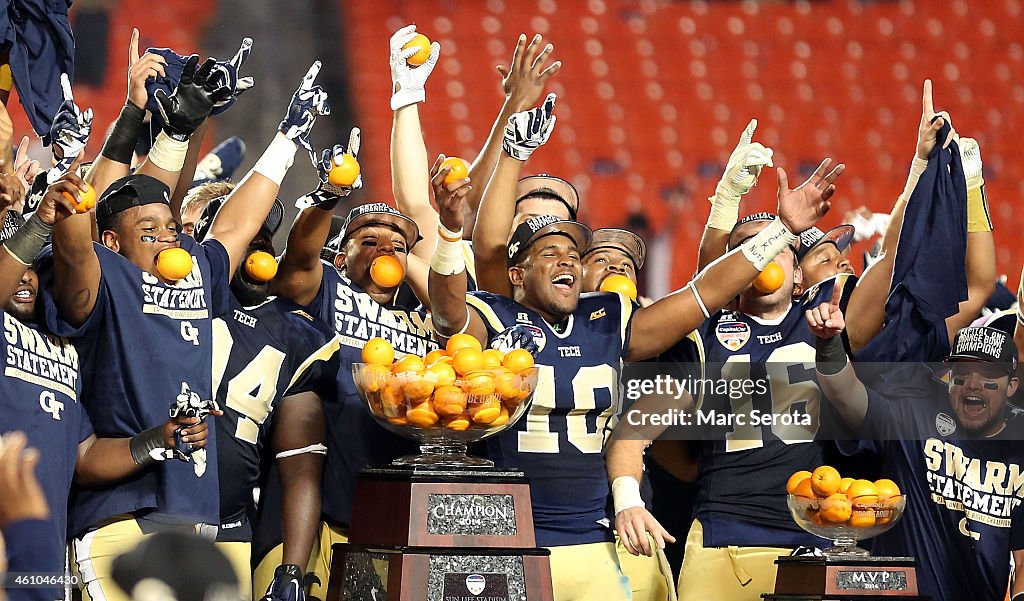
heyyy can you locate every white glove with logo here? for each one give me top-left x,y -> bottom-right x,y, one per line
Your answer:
707,119 -> 774,230
503,93 -> 556,161
958,136 -> 983,191
389,25 -> 440,111
47,74 -> 93,184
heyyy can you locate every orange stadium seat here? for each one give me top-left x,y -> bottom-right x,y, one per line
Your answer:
340,0 -> 1023,290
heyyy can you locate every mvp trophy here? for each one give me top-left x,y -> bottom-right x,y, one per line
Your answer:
764,494 -> 926,600
326,364 -> 553,601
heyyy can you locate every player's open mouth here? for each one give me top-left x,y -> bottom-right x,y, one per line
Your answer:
13,286 -> 34,303
961,395 -> 986,415
551,273 -> 575,291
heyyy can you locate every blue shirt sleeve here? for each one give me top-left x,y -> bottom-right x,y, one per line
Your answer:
835,387 -> 930,456
33,245 -> 108,339
1,519 -> 63,601
198,238 -> 232,317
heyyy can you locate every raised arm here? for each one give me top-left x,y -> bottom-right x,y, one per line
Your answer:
273,131 -> 361,308
696,119 -> 774,272
473,93 -> 557,295
463,34 -> 561,236
807,286 -> 868,431
48,168 -> 102,327
627,159 -> 844,360
208,62 -> 330,275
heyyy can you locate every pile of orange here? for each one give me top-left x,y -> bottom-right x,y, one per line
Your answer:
787,466 -> 902,528
358,334 -> 537,430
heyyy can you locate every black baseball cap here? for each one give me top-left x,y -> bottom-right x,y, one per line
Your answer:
584,228 -> 647,270
111,531 -> 239,601
0,209 -> 25,243
515,175 -> 580,219
507,214 -> 592,267
797,225 -> 855,261
96,174 -> 171,226
193,195 -> 285,243
946,326 -> 1019,376
329,202 -> 421,250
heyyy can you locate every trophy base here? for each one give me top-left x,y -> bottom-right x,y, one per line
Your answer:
765,555 -> 927,599
391,442 -> 494,468
326,543 -> 553,601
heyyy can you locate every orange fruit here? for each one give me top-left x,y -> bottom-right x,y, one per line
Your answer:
156,247 -> 193,280
446,333 -> 483,355
490,405 -> 510,427
245,251 -> 278,283
424,349 -> 449,366
470,398 -> 502,424
432,385 -> 468,417
388,416 -> 409,426
403,33 -> 431,66
64,182 -> 96,213
328,153 -> 360,187
381,379 -> 405,414
406,400 -> 439,427
752,262 -> 785,294
392,354 -> 425,374
495,369 -> 523,401
786,471 -> 813,495
849,509 -> 876,528
838,477 -> 855,495
819,493 -> 852,523
811,465 -> 841,497
874,479 -> 901,502
370,255 -> 404,288
599,274 -> 638,301
360,363 -> 390,393
502,349 -> 535,373
482,349 -> 504,369
426,362 -> 457,387
847,479 -> 878,509
792,477 -> 816,499
404,374 -> 435,401
443,413 -> 471,431
362,337 -> 396,366
452,348 -> 484,376
440,156 -> 469,185
465,371 -> 496,396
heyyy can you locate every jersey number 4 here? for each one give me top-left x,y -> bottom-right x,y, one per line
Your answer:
518,364 -> 618,454
212,320 -> 287,444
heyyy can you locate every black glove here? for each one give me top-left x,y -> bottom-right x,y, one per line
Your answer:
260,564 -> 319,601
154,55 -> 220,141
491,324 -> 542,357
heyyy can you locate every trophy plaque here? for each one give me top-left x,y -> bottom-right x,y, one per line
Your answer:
326,364 -> 553,601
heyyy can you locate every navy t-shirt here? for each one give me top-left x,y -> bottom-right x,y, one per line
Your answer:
35,235 -> 231,535
838,365 -> 1024,601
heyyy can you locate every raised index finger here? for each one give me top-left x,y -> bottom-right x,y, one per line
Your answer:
60,73 -> 73,102
829,278 -> 843,309
922,79 -> 934,117
300,61 -> 322,90
129,28 -> 140,65
738,118 -> 757,146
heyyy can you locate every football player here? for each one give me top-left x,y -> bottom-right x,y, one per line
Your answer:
428,141 -> 841,600
1,180 -> 211,601
812,299 -> 1024,601
35,62 -> 329,601
254,138 -> 438,600
187,189 -> 341,598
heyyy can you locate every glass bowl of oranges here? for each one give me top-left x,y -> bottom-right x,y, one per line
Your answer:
353,334 -> 540,467
786,466 -> 906,556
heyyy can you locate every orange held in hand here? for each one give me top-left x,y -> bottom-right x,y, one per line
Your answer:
440,157 -> 469,185
753,261 -> 785,294
245,251 -> 278,283
362,337 -> 396,366
404,33 -> 431,66
370,255 -> 404,288
63,182 -> 96,213
328,154 -> 360,187
156,248 -> 193,281
600,274 -> 638,301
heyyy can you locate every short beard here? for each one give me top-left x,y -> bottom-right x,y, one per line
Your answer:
230,274 -> 269,307
3,300 -> 36,323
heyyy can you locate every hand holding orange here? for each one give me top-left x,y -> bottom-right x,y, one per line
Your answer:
63,182 -> 95,213
403,34 -> 432,66
440,157 -> 469,185
328,153 -> 360,187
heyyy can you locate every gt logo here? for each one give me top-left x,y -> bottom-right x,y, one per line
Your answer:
507,240 -> 521,259
181,321 -> 200,346
39,391 -> 64,421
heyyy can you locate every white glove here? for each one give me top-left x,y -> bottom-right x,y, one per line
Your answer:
958,136 -> 983,191
706,119 -> 774,230
389,25 -> 440,111
503,93 -> 556,161
47,74 -> 93,184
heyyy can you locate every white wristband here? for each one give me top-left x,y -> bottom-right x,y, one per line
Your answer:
148,131 -> 189,172
706,186 -> 741,231
686,282 -> 710,319
253,132 -> 297,186
740,217 -> 797,271
612,476 -> 645,515
275,443 -> 327,459
430,227 -> 466,276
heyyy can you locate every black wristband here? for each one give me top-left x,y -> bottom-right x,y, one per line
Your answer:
1011,593 -> 1023,601
129,426 -> 167,466
100,103 -> 146,165
816,335 -> 849,376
